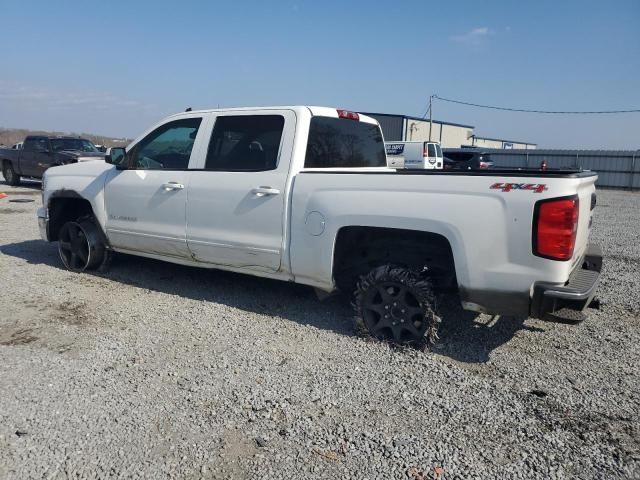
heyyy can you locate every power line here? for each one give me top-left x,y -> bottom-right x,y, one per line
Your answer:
420,103 -> 431,119
434,95 -> 640,114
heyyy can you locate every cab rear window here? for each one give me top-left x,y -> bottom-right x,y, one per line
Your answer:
304,117 -> 386,168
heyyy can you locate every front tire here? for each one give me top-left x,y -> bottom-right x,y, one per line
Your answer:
2,162 -> 21,186
353,265 -> 440,346
58,219 -> 106,272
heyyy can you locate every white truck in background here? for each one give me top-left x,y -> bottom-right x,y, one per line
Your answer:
37,106 -> 602,346
386,141 -> 443,169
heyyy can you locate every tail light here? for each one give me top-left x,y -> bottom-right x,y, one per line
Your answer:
540,160 -> 547,171
423,143 -> 429,158
533,196 -> 579,261
337,109 -> 359,121
478,161 -> 490,169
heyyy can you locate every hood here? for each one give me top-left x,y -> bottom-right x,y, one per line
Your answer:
42,160 -> 116,209
45,157 -> 115,179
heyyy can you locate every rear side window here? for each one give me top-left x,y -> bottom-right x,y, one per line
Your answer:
435,144 -> 443,157
305,117 -> 386,168
205,115 -> 284,171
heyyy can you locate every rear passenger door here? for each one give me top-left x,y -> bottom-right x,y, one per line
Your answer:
186,110 -> 296,272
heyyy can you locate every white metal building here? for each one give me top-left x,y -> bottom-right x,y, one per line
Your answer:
362,112 -> 536,150
469,135 -> 537,150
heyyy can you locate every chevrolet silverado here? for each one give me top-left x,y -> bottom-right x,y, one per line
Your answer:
36,106 -> 602,345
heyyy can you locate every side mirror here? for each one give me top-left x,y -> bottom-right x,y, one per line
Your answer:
106,147 -> 127,168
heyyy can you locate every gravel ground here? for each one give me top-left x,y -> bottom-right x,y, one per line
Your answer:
0,179 -> 639,479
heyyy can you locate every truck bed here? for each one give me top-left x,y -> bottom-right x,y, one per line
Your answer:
290,168 -> 598,317
301,168 -> 597,178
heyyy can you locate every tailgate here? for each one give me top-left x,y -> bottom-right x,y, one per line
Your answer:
572,175 -> 598,265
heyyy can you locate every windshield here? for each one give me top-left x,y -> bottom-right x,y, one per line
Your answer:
50,138 -> 99,153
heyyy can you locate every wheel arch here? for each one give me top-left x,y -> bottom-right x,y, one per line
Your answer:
331,225 -> 463,295
47,190 -> 106,242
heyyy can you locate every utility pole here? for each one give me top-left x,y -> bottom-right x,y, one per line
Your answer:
428,94 -> 435,142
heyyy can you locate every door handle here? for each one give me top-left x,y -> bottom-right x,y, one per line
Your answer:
162,182 -> 185,190
251,186 -> 280,197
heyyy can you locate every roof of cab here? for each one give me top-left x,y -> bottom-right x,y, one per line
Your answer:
166,106 -> 379,125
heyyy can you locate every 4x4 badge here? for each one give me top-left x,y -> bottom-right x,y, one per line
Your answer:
490,183 -> 548,193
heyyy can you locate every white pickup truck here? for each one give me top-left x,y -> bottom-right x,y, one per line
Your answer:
37,106 -> 602,345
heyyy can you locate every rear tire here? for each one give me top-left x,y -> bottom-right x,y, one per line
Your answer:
58,219 -> 106,272
2,161 -> 21,186
353,265 -> 440,347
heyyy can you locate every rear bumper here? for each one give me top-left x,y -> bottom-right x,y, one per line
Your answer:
530,244 -> 603,320
37,207 -> 49,241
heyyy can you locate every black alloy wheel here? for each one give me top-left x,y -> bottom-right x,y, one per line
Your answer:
58,220 -> 105,272
354,265 -> 440,346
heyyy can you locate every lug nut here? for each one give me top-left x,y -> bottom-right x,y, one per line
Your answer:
385,305 -> 389,310
384,314 -> 389,319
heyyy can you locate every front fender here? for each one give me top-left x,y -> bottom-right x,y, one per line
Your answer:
43,161 -> 115,233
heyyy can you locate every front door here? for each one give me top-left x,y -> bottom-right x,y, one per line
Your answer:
16,137 -> 38,177
32,137 -> 54,177
19,137 -> 43,177
186,111 -> 295,271
104,116 -> 205,258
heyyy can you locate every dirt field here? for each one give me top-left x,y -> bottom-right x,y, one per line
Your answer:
1,179 -> 639,479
